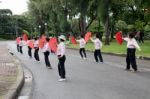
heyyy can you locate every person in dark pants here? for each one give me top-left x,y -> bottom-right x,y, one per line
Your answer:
77,35 -> 87,59
16,37 -> 20,52
57,35 -> 66,82
58,55 -> 66,79
27,37 -> 32,58
28,46 -> 32,58
139,30 -> 144,43
17,44 -> 20,52
94,50 -> 103,62
34,37 -> 40,62
91,34 -> 103,63
123,32 -> 141,72
42,37 -> 52,69
19,38 -> 23,54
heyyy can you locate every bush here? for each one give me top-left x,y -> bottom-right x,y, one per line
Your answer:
0,34 -> 16,40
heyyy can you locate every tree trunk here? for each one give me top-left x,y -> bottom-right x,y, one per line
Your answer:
37,11 -> 45,37
79,15 -> 86,35
110,23 -> 115,41
104,16 -> 110,45
64,1 -> 68,33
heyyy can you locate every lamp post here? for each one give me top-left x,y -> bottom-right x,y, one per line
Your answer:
15,21 -> 18,37
15,25 -> 18,37
44,23 -> 48,36
38,25 -> 41,36
34,27 -> 37,37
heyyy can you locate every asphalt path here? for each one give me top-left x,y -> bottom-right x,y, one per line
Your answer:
7,41 -> 150,99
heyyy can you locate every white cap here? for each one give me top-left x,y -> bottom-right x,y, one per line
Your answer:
59,35 -> 66,41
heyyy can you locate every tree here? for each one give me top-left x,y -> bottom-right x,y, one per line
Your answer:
0,9 -> 13,34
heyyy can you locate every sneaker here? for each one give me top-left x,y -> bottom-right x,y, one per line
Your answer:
38,61 -> 40,63
125,69 -> 130,71
133,70 -> 138,73
58,78 -> 66,82
100,61 -> 103,64
83,57 -> 87,60
47,66 -> 52,69
95,61 -> 98,63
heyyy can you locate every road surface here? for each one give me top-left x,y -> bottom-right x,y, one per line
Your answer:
7,41 -> 150,99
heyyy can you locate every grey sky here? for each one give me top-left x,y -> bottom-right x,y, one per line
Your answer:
0,0 -> 28,15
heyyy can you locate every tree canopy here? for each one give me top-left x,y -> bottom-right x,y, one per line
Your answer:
1,0 -> 150,42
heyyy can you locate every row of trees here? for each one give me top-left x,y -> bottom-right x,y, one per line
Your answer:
27,0 -> 150,44
0,9 -> 32,39
1,0 -> 150,42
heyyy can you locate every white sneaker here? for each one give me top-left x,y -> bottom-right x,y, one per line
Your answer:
58,78 -> 66,82
80,57 -> 83,59
47,66 -> 52,69
83,57 -> 86,60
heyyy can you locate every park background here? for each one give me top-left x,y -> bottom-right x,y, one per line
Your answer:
0,0 -> 150,57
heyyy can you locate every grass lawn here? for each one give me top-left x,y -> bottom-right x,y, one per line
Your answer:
67,40 -> 150,57
0,38 -> 6,41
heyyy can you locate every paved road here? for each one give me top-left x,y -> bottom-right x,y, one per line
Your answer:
7,41 -> 150,99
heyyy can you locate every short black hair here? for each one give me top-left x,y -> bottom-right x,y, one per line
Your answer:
28,37 -> 31,40
129,32 -> 135,38
34,37 -> 37,40
46,37 -> 50,42
80,34 -> 84,38
60,39 -> 65,42
96,34 -> 100,38
20,38 -> 22,40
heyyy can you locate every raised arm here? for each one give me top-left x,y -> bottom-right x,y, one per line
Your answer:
90,38 -> 94,42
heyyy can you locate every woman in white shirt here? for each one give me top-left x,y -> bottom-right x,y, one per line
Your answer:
123,32 -> 141,72
91,34 -> 103,63
34,37 -> 40,61
42,37 -> 52,69
77,35 -> 87,59
57,35 -> 66,82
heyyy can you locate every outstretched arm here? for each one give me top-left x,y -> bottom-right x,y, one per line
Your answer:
90,38 -> 94,42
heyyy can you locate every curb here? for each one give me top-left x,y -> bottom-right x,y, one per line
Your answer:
4,50 -> 24,99
7,47 -> 33,99
67,47 -> 150,61
18,65 -> 34,99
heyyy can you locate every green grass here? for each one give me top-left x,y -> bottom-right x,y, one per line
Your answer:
0,38 -> 6,40
67,40 -> 150,57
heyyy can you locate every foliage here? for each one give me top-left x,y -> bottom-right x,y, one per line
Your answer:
0,9 -> 33,38
1,0 -> 150,41
88,19 -> 104,33
127,25 -> 135,31
115,20 -> 127,33
134,20 -> 145,31
0,9 -> 13,34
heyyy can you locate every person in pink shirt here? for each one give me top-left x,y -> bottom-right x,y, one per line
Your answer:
91,34 -> 103,63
